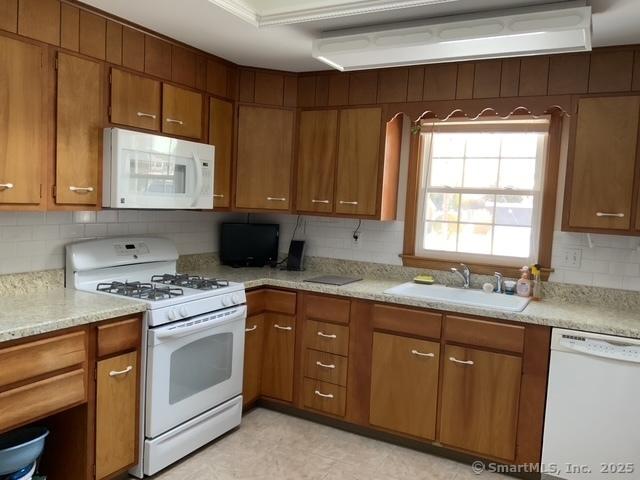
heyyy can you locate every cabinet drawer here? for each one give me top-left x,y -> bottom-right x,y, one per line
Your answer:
304,349 -> 348,386
98,317 -> 141,358
304,294 -> 350,325
0,369 -> 86,432
246,290 -> 264,316
0,331 -> 87,389
444,316 -> 525,354
302,378 -> 346,417
304,320 -> 349,356
264,289 -> 297,315
373,304 -> 442,339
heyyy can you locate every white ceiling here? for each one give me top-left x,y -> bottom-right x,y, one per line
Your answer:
81,0 -> 640,71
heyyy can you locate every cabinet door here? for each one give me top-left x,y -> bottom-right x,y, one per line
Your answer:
296,110 -> 338,213
369,333 -> 440,440
260,313 -> 295,402
0,36 -> 44,205
96,351 -> 138,479
162,83 -> 203,139
209,97 -> 233,208
243,313 -> 264,406
567,96 -> 640,230
236,106 -> 294,210
56,53 -> 102,205
335,108 -> 382,216
110,68 -> 161,131
439,345 -> 522,461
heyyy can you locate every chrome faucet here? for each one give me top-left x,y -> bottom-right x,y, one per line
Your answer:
451,263 -> 471,289
494,272 -> 504,293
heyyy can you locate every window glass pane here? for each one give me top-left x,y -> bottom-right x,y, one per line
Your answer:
424,222 -> 457,252
432,133 -> 465,157
493,226 -> 532,258
460,194 -> 494,223
499,157 -> 536,189
501,134 -> 538,157
430,157 -> 463,188
425,193 -> 459,222
463,157 -> 499,188
495,195 -> 533,226
466,134 -> 500,157
458,224 -> 492,254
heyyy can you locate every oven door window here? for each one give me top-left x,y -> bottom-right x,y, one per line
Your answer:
168,332 -> 232,404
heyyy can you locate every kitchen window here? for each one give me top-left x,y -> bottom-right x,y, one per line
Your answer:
404,116 -> 559,276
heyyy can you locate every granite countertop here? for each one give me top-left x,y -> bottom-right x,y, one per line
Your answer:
188,265 -> 640,339
0,289 -> 147,343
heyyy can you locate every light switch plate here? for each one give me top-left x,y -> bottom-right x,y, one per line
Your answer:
557,247 -> 582,268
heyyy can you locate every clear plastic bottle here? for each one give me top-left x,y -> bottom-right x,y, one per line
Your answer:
516,266 -> 532,297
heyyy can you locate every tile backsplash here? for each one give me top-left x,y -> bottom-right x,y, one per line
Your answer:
0,210 -> 223,274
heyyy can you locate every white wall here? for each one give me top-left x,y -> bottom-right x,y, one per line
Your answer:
0,210 -> 220,274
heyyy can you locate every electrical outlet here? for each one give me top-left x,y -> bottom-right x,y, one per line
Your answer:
558,247 -> 582,268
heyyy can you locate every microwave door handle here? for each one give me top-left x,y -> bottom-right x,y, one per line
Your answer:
191,151 -> 204,207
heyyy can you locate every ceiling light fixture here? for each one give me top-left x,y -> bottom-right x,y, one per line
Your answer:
312,1 -> 591,71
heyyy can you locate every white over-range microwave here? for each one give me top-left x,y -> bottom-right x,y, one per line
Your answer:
103,128 -> 215,209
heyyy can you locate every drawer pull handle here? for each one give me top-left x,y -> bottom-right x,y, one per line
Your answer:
136,111 -> 157,119
314,390 -> 334,399
166,118 -> 184,125
411,349 -> 435,358
311,199 -> 330,204
267,197 -> 287,202
316,361 -> 336,369
317,331 -> 337,339
109,365 -> 133,377
596,212 -> 624,218
245,325 -> 257,332
69,186 -> 94,194
449,357 -> 474,366
213,194 -> 225,198
339,200 -> 358,205
274,324 -> 292,331
0,183 -> 14,190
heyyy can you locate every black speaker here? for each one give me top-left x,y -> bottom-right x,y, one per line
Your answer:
286,240 -> 305,271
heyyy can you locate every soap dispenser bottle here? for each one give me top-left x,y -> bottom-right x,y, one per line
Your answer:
516,266 -> 532,297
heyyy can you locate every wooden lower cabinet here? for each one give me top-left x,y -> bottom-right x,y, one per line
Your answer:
243,313 -> 265,406
95,351 -> 139,479
369,332 -> 440,440
261,313 -> 296,402
438,345 -> 522,461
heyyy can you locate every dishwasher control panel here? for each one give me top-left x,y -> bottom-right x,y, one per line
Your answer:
557,331 -> 640,363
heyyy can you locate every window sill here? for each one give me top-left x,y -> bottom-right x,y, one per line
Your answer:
400,255 -> 552,281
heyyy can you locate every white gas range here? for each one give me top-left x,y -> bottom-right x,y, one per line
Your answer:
66,237 -> 246,477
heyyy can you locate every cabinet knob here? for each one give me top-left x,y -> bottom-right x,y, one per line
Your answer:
449,356 -> 474,366
109,365 -> 133,377
311,199 -> 330,204
315,361 -> 336,369
314,390 -> 334,399
245,325 -> 257,332
596,212 -> 624,218
411,349 -> 435,358
213,194 -> 225,198
166,118 -> 184,125
267,197 -> 287,202
317,331 -> 337,339
136,112 -> 157,119
69,186 -> 94,194
339,200 -> 358,205
274,324 -> 292,331
0,183 -> 14,190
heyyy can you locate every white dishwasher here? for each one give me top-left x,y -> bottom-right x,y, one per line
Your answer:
542,328 -> 640,480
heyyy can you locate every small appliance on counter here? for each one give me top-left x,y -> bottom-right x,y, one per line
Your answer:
285,240 -> 306,271
220,223 -> 279,267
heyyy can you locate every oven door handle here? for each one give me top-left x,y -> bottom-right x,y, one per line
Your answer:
153,308 -> 246,342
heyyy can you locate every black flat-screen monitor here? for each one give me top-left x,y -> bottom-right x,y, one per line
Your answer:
220,223 -> 279,267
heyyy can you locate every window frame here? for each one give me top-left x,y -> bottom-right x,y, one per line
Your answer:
402,114 -> 563,280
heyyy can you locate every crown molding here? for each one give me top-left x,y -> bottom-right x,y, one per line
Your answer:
209,0 -> 457,27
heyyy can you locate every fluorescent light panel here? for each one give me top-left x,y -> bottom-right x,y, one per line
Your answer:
312,2 -> 592,71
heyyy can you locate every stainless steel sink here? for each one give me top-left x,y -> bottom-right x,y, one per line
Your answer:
384,282 -> 531,312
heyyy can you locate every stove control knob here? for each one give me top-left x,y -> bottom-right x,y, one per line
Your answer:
232,293 -> 243,305
168,309 -> 178,321
221,296 -> 231,307
179,307 -> 189,318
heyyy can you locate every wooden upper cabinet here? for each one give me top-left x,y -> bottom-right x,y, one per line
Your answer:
439,345 -> 522,461
565,96 -> 640,231
0,36 -> 44,205
236,106 -> 294,210
369,332 -> 440,440
56,53 -> 103,206
110,68 -> 161,131
335,108 -> 382,216
162,84 -> 203,139
209,97 -> 233,208
296,110 -> 338,213
95,351 -> 138,479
